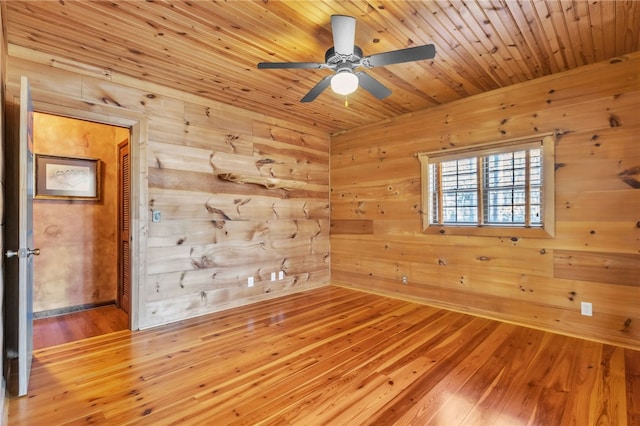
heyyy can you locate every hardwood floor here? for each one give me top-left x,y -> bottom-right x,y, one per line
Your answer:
9,286 -> 640,425
32,305 -> 129,350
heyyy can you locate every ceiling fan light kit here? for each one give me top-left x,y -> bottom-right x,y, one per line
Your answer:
257,15 -> 436,103
331,70 -> 358,95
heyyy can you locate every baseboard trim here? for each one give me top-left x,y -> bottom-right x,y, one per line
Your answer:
34,300 -> 117,319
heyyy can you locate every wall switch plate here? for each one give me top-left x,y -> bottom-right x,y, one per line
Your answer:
248,276 -> 254,287
581,301 -> 592,316
270,272 -> 276,281
278,271 -> 284,280
152,210 -> 161,223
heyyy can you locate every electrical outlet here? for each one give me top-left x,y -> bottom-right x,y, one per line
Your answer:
402,275 -> 408,285
278,271 -> 284,280
581,301 -> 592,316
270,272 -> 276,281
248,276 -> 254,287
151,210 -> 161,223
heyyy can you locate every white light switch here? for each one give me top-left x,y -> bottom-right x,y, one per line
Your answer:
152,210 -> 161,223
278,271 -> 284,280
248,276 -> 254,287
271,272 -> 276,281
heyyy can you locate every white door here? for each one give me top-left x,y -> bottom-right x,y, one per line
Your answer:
5,76 -> 37,396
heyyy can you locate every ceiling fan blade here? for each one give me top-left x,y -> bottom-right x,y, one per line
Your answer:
331,15 -> 356,56
363,44 -> 436,68
258,62 -> 325,69
356,72 -> 392,100
301,75 -> 333,102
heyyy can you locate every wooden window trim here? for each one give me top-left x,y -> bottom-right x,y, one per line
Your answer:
417,133 -> 556,238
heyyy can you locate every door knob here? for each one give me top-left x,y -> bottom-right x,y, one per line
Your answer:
5,248 -> 40,258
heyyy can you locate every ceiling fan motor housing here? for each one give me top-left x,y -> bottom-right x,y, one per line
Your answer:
325,46 -> 363,70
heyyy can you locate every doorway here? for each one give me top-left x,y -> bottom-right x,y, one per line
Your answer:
31,112 -> 131,348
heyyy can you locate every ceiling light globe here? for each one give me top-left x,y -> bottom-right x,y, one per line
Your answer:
330,72 -> 358,96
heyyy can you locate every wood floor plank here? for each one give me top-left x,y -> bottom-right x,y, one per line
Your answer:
626,348 -> 640,426
32,305 -> 129,350
589,345 -> 630,426
8,286 -> 640,425
393,322 -> 517,425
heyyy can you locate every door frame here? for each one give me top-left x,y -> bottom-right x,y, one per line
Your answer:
30,100 -> 147,330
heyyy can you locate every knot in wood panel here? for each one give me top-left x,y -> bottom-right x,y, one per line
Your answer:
212,152 -> 305,191
205,204 -> 232,220
618,166 -> 640,189
192,256 -> 215,269
609,114 -> 621,127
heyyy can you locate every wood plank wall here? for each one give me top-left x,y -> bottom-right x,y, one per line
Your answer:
5,47 -> 330,329
331,52 -> 640,349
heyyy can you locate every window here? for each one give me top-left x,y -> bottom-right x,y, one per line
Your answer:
418,134 -> 555,237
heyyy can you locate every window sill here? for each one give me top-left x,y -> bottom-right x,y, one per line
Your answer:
422,224 -> 554,239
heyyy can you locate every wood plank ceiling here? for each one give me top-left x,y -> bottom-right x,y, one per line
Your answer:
4,1 -> 640,134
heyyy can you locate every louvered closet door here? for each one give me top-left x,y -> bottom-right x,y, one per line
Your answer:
118,139 -> 131,314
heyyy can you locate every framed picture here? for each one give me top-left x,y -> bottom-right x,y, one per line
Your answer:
35,154 -> 101,200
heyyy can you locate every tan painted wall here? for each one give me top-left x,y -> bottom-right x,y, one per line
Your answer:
32,113 -> 120,312
5,47 -> 330,329
331,52 -> 640,349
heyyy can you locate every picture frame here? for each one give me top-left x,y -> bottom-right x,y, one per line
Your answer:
35,154 -> 101,200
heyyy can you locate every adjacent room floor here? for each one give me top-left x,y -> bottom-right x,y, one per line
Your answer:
9,286 -> 640,425
33,305 -> 129,350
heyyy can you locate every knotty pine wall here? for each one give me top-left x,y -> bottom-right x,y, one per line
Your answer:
5,47 -> 330,329
331,52 -> 640,349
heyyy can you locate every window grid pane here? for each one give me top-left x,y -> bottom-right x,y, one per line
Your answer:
437,159 -> 478,224
484,151 -> 523,225
529,185 -> 542,224
429,164 -> 439,224
427,146 -> 543,227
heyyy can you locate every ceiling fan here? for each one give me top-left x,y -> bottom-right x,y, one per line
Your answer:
257,15 -> 436,102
